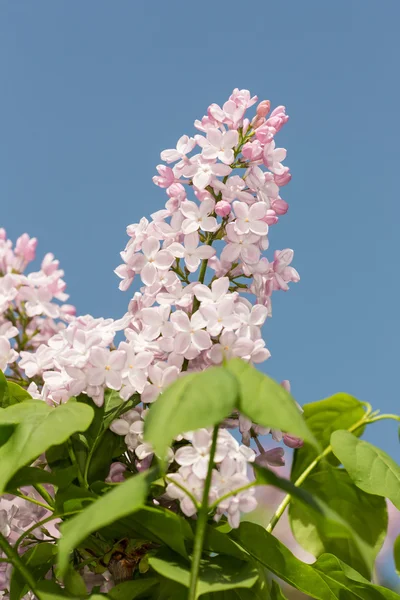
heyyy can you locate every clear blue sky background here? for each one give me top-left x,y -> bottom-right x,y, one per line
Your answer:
1,1 -> 399,459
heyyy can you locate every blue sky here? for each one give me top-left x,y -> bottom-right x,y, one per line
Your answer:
1,1 -> 399,458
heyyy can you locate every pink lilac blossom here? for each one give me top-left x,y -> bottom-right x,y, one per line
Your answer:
10,89 -> 300,536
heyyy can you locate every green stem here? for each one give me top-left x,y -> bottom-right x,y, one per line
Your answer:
366,414 -> 400,424
191,257 -> 210,315
188,425 -> 219,600
67,440 -> 87,489
266,414 -> 370,533
15,492 -> 53,512
0,531 -> 38,594
33,484 -> 55,508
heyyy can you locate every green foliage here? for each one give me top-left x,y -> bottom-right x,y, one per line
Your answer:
144,366 -> 238,459
149,548 -> 259,598
57,468 -> 157,577
0,399 -> 94,493
64,565 -> 88,597
1,363 -> 399,600
331,430 -> 400,510
253,463 -> 322,513
226,358 -> 317,446
394,535 -> 400,577
289,465 -> 388,577
9,542 -> 57,600
291,393 -> 366,481
107,578 -> 159,599
6,464 -> 78,491
270,580 -> 288,599
0,371 -> 7,404
1,381 -> 31,408
231,522 -> 400,600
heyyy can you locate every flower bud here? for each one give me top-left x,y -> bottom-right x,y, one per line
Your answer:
106,462 -> 127,483
271,198 -> 289,215
283,434 -> 304,449
215,201 -> 231,217
274,168 -> 292,187
256,100 -> 271,118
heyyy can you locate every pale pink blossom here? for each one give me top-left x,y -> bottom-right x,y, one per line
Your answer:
263,140 -> 287,175
220,224 -> 260,265
196,128 -> 239,165
130,237 -> 174,286
141,364 -> 180,404
175,429 -> 228,478
200,298 -> 240,336
193,277 -> 231,305
168,232 -> 215,273
233,201 -> 269,236
0,336 -> 18,372
183,156 -> 231,190
171,310 -> 211,358
160,135 -> 196,164
208,331 -> 254,365
88,348 -> 126,390
180,198 -> 218,234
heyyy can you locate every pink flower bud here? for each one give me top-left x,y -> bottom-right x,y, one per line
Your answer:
251,116 -> 265,130
0,229 -> 6,241
242,118 -> 250,135
283,434 -> 304,449
256,100 -> 271,118
60,304 -> 76,317
215,201 -> 231,217
106,462 -> 127,483
281,380 -> 291,393
274,168 -> 292,187
264,210 -> 279,225
271,198 -> 289,215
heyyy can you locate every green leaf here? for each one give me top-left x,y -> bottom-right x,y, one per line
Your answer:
54,483 -> 97,515
6,465 -> 78,491
34,580 -> 71,599
87,429 -> 125,484
100,506 -> 192,559
231,522 -> 400,600
0,371 -> 6,404
10,542 -> 57,600
253,464 -> 322,513
291,393 -> 366,481
148,548 -> 259,598
313,554 -> 400,600
226,359 -> 317,447
58,468 -> 157,577
144,366 -> 238,459
289,465 -> 387,578
104,389 -> 125,413
202,525 -> 250,561
64,565 -> 88,597
0,400 -> 94,493
108,578 -> 159,599
270,581 -> 288,600
2,381 -> 31,408
395,535 -> 400,577
331,430 -> 400,510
